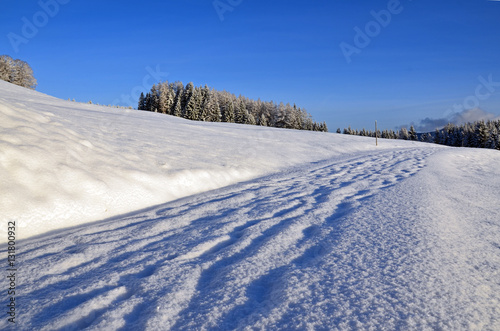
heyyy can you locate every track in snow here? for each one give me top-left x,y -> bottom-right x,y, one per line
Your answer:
12,148 -> 436,330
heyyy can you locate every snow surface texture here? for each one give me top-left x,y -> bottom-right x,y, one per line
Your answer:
1,81 -> 500,330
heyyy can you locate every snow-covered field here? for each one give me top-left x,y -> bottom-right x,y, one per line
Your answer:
1,80 -> 500,330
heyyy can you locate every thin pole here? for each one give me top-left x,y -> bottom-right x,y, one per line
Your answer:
375,120 -> 378,146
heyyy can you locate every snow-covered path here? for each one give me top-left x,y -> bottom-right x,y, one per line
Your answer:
10,146 -> 500,330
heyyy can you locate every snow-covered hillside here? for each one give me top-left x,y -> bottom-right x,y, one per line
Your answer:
1,81 -> 500,330
0,80 -> 416,241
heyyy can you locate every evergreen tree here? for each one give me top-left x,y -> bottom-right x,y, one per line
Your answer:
475,121 -> 489,148
167,83 -> 176,114
172,83 -> 183,117
399,127 -> 409,140
204,89 -> 221,122
223,101 -> 235,123
144,92 -> 152,111
487,126 -> 498,149
409,125 -> 417,141
301,109 -> 314,131
138,92 -> 146,110
150,84 -> 159,112
283,103 -> 296,129
184,87 -> 201,120
182,82 -> 195,116
213,91 -> 222,122
433,129 -> 441,144
272,102 -> 286,128
199,85 -> 211,121
158,82 -> 174,114
247,113 -> 256,125
463,125 -> 474,147
259,113 -> 268,126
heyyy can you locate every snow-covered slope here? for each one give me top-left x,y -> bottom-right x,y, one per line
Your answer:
1,81 -> 500,330
1,80 -> 416,241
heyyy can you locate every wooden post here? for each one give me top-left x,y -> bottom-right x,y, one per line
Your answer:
375,120 -> 378,146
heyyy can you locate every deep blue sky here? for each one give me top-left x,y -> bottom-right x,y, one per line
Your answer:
1,0 -> 500,131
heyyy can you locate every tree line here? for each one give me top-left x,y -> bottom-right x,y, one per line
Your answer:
0,55 -> 37,90
339,125 -> 418,141
430,120 -> 500,149
340,120 -> 500,150
138,81 -> 328,132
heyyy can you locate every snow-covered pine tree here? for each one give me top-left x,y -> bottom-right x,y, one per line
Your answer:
475,121 -> 489,148
301,108 -> 313,130
182,82 -> 195,117
157,83 -> 166,114
235,97 -> 249,124
462,124 -> 474,147
247,113 -> 256,125
283,103 -> 298,129
486,124 -> 498,149
295,106 -> 304,130
270,102 -> 285,128
223,101 -> 235,123
172,82 -> 183,117
167,83 -> 176,114
453,126 -> 463,147
158,82 -> 173,114
150,84 -> 159,112
409,125 -> 417,141
259,113 -> 268,126
259,101 -> 274,127
399,127 -> 409,140
184,86 -> 201,121
199,85 -> 211,121
433,129 -> 441,144
206,89 -> 222,122
442,123 -> 454,146
246,100 -> 258,123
